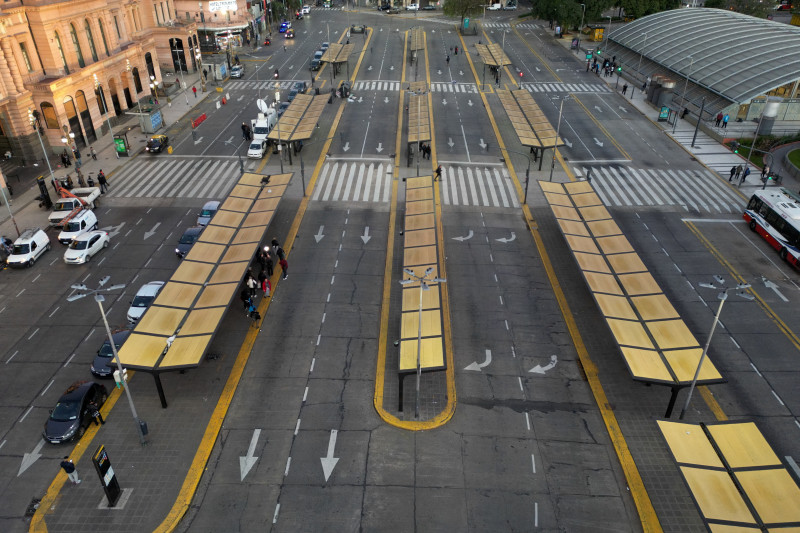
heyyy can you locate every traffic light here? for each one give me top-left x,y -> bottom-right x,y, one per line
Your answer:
731,141 -> 739,153
519,71 -> 523,78
596,48 -> 602,56
617,65 -> 622,72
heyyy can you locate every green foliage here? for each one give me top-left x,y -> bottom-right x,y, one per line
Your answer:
703,0 -> 725,7
788,149 -> 800,169
443,0 -> 485,26
727,0 -> 772,17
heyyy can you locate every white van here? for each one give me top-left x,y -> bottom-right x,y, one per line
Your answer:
488,3 -> 502,10
6,228 -> 50,268
58,209 -> 98,245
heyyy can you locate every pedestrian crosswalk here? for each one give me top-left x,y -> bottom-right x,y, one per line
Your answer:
522,82 -> 611,94
572,166 -> 744,213
353,80 -> 402,91
108,157 -> 242,199
312,160 -> 393,203
440,166 -> 519,208
423,18 -> 538,30
431,82 -> 479,93
226,80 -> 304,91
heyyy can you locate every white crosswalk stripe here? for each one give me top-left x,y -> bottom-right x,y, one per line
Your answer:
108,157 -> 241,199
573,166 -> 743,213
226,80 -> 301,91
523,82 -> 611,94
352,80 -> 401,91
431,82 -> 479,93
440,166 -> 519,208
312,160 -> 393,203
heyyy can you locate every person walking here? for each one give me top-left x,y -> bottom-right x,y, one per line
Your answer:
735,164 -> 743,182
434,164 -> 442,181
240,287 -> 251,313
259,270 -> 271,297
88,401 -> 104,425
722,114 -> 729,129
715,112 -> 723,127
89,147 -> 97,161
247,275 -> 258,298
762,165 -> 770,180
60,457 -> 81,484
454,46 -> 458,55
729,166 -> 737,182
622,84 -> 628,96
192,86 -> 197,98
242,122 -> 249,140
271,238 -> 280,258
279,257 -> 288,280
446,54 -> 450,65
264,250 -> 274,276
742,166 -> 751,182
97,170 -> 108,193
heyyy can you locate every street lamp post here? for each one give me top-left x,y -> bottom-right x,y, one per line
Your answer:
636,32 -> 648,77
149,75 -> 160,104
275,90 -> 283,173
500,149 -> 534,204
576,3 -> 585,54
67,277 -> 148,446
399,267 -> 446,419
549,95 -> 569,181
678,277 -> 753,420
27,108 -> 57,184
93,74 -> 117,159
604,15 -> 611,51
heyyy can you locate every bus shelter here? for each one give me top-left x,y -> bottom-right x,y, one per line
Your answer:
475,43 -> 511,89
406,81 -> 429,168
497,89 -> 564,168
267,93 -> 328,164
321,42 -> 355,80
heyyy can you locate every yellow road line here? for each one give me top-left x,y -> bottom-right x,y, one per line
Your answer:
461,27 -> 661,533
349,28 -> 373,83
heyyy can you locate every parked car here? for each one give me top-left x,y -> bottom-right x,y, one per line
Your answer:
302,5 -> 311,13
279,21 -> 291,33
91,330 -> 131,377
503,1 -> 517,9
351,24 -> 366,33
197,200 -> 220,226
6,228 -> 50,268
145,134 -> 169,153
278,102 -> 290,117
231,64 -> 244,78
310,58 -> 321,70
314,50 -> 324,61
320,41 -> 330,51
378,3 -> 391,10
176,226 -> 204,259
127,281 -> 165,322
57,209 -> 98,245
43,381 -> 108,444
287,88 -> 299,102
293,81 -> 308,94
248,140 -> 268,159
387,7 -> 400,14
63,230 -> 109,264
421,4 -> 436,9
406,3 -> 419,10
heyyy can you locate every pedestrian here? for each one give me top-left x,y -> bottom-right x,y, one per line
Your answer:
743,166 -> 751,182
762,165 -> 770,180
715,112 -> 723,127
97,170 -> 108,193
247,275 -> 258,297
88,401 -> 104,425
192,86 -> 197,98
271,238 -> 280,258
259,270 -> 271,297
736,164 -> 743,181
203,68 -> 208,81
279,257 -> 288,279
89,147 -> 97,161
250,307 -> 261,327
729,166 -> 736,182
60,152 -> 66,167
641,80 -> 647,92
73,149 -> 81,168
240,287 -> 251,313
60,457 -> 81,484
76,168 -> 86,187
284,44 -> 287,52
446,54 -> 450,65
622,84 -> 628,96
722,114 -> 729,129
241,122 -> 249,140
276,246 -> 286,261
434,164 -> 442,181
264,250 -> 274,276
246,125 -> 252,141
258,249 -> 268,270
454,46 -> 458,55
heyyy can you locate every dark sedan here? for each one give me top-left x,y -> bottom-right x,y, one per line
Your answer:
91,330 -> 131,377
43,382 -> 108,443
145,134 -> 169,153
176,226 -> 204,258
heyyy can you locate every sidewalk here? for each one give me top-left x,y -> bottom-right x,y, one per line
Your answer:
0,70 -> 210,240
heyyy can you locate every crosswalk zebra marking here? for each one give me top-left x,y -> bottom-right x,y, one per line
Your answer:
109,157 -> 243,199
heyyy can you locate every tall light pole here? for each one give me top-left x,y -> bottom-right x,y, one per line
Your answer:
149,75 -> 160,104
171,42 -> 190,105
275,89 -> 283,173
27,108 -> 56,184
679,278 -> 753,419
500,149 -> 534,204
576,3 -> 585,54
67,277 -> 148,446
549,95 -> 569,181
672,55 -> 694,134
93,74 -> 117,158
399,267 -> 446,419
636,32 -> 648,76
604,15 -> 611,51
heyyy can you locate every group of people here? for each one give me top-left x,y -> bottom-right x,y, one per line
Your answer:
715,112 -> 731,129
729,164 -> 751,183
240,238 -> 289,326
418,142 -> 432,159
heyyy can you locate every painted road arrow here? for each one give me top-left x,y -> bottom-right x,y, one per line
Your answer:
18,439 -> 45,477
479,139 -> 487,150
447,138 -> 455,148
144,222 -> 161,240
100,222 -> 126,239
452,230 -> 474,242
563,138 -> 573,148
467,99 -> 473,106
529,355 -> 558,374
342,142 -> 350,152
465,349 -> 492,371
193,136 -> 204,145
376,142 -> 383,153
384,97 -> 389,103
320,429 -> 340,482
594,138 -> 604,147
618,106 -> 628,113
360,226 -> 371,244
239,429 -> 261,481
594,105 -> 602,113
763,278 -> 788,302
495,232 -> 516,243
442,98 -> 448,105
314,226 -> 325,243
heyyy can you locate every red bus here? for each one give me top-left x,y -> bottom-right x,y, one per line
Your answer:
743,187 -> 800,270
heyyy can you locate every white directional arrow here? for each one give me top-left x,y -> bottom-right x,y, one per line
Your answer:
376,142 -> 384,153
320,429 -> 340,482
368,65 -> 373,71
593,138 -> 604,147
269,64 -> 275,69
343,142 -> 350,152
535,66 -> 541,72
237,95 -> 245,102
495,232 -> 516,243
18,439 -> 45,477
594,105 -> 602,113
479,139 -> 487,149
442,98 -> 448,105
459,70 -> 464,76
239,429 -> 261,481
763,278 -> 788,302
563,138 -> 573,148
144,222 -> 161,240
356,96 -> 362,103
467,99 -> 473,106
361,226 -> 371,244
194,136 -> 204,145
447,138 -> 454,148
452,230 -> 474,242
101,222 -> 126,239
384,97 -> 389,103
529,355 -> 558,374
437,69 -> 442,75
465,349 -> 492,371
390,65 -> 395,71
314,225 -> 325,243
227,136 -> 235,144
618,106 -> 628,113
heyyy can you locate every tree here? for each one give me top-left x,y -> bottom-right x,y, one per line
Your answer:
443,0 -> 485,29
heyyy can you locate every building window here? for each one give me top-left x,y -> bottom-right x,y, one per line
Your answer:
132,67 -> 143,93
19,42 -> 33,72
54,32 -> 69,74
98,19 -> 109,56
153,4 -> 160,24
114,16 -> 121,39
40,103 -> 59,129
160,2 -> 166,22
70,23 -> 85,68
85,20 -> 98,62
